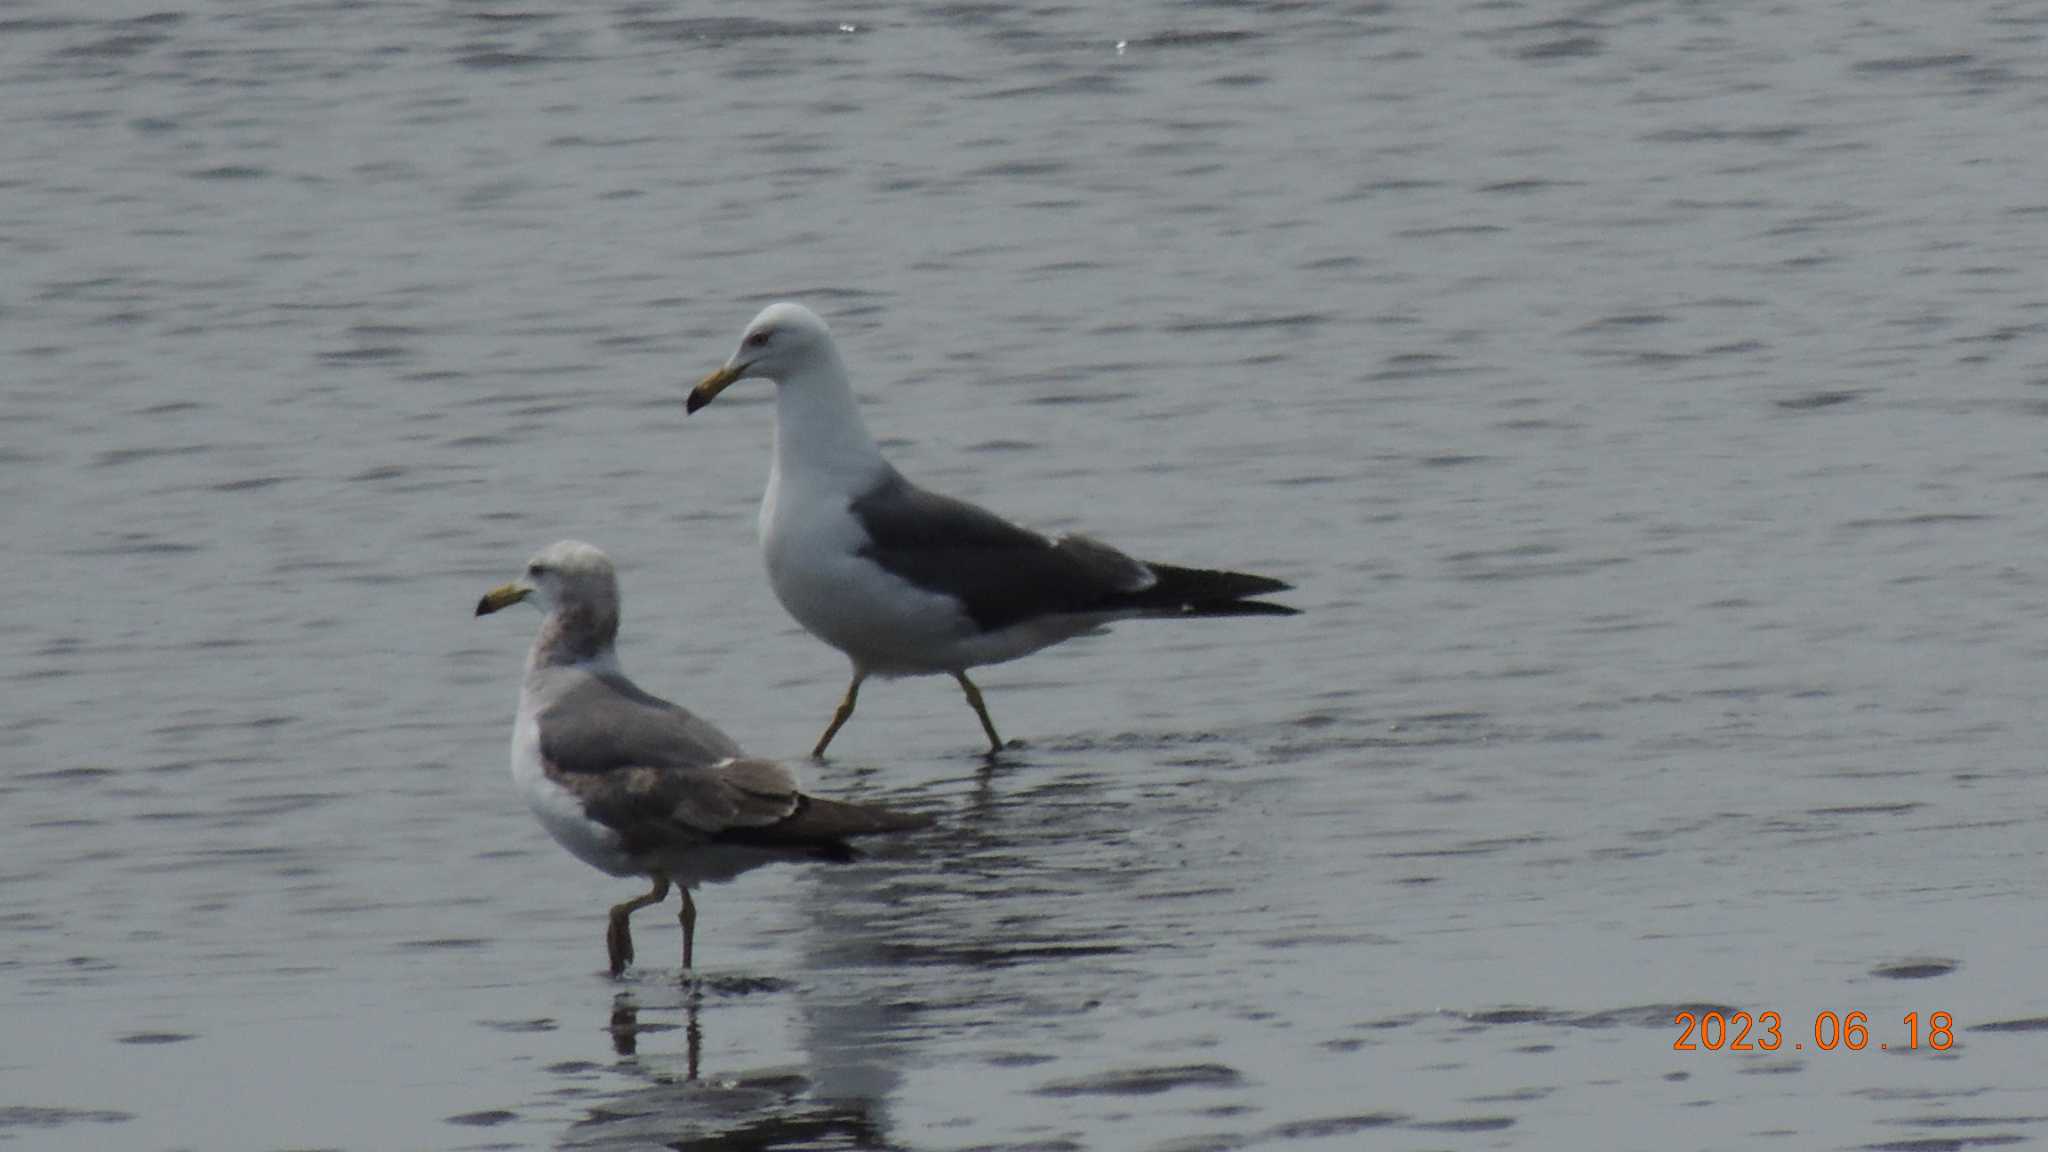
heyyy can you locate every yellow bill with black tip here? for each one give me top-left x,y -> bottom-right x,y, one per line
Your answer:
687,363 -> 744,414
474,583 -> 529,617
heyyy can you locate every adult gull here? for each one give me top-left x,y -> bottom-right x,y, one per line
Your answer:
476,539 -> 930,975
686,303 -> 1300,757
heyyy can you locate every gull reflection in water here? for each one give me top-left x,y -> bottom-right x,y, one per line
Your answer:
559,988 -> 890,1150
556,831 -> 934,1150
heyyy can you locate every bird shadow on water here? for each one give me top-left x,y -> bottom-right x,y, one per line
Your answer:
534,826 -> 951,1150
533,770 -> 1129,1145
520,749 -> 1225,1149
553,988 -> 897,1151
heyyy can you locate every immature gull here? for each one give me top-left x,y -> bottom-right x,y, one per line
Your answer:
476,539 -> 930,976
686,303 -> 1300,757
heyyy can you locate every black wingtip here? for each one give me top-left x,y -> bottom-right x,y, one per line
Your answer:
1125,563 -> 1296,613
1235,575 -> 1294,598
1179,598 -> 1301,619
1241,599 -> 1302,617
716,795 -> 934,858
809,806 -> 935,863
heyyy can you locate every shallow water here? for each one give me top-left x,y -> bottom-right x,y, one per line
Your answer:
6,0 -> 2048,1148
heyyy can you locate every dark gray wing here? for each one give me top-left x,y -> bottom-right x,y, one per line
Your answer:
710,790 -> 934,858
848,468 -> 1155,632
534,670 -> 771,854
536,671 -> 745,777
549,752 -> 927,860
545,749 -> 803,855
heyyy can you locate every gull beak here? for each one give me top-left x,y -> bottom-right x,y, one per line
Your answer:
687,361 -> 746,414
474,583 -> 530,617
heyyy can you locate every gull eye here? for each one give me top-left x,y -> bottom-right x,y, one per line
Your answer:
526,563 -> 546,578
745,329 -> 772,348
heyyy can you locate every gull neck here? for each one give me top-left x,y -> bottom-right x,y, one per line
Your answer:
526,608 -> 621,674
769,345 -> 888,489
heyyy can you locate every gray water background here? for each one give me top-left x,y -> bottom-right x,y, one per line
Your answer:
6,1 -> 2048,1148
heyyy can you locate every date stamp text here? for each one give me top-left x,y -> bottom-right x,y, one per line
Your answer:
1673,1011 -> 1954,1052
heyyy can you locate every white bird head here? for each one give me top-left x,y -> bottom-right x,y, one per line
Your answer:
687,302 -> 837,414
475,539 -> 618,621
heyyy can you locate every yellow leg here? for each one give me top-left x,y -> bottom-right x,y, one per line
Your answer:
952,671 -> 1003,753
679,888 -> 698,971
811,671 -> 866,758
606,874 -> 671,976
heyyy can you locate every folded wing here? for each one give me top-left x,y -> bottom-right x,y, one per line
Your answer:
537,673 -> 926,858
850,468 -> 1297,631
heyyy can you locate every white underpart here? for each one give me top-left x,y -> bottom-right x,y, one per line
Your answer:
760,345 -> 970,676
510,654 -> 638,878
939,607 -> 1118,671
758,336 -> 1111,677
762,476 -> 982,676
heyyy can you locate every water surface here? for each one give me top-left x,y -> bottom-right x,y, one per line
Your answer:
5,1 -> 2047,1148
